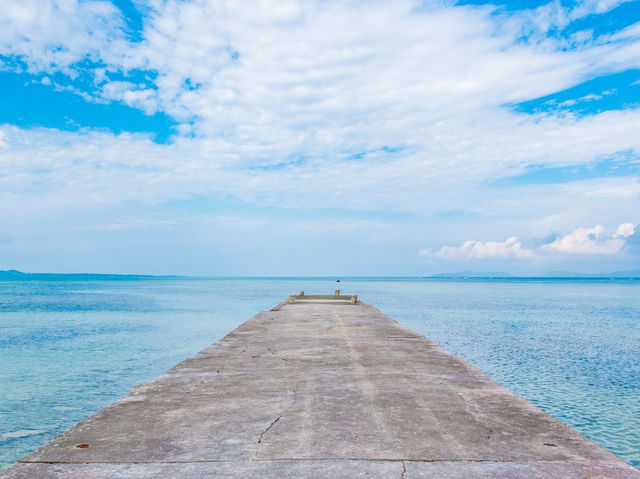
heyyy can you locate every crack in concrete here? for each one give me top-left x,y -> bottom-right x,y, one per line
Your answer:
216,344 -> 248,374
400,460 -> 407,479
254,391 -> 298,458
257,415 -> 281,445
266,346 -> 287,362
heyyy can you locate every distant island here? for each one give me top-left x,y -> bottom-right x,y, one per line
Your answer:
0,270 -> 167,280
429,270 -> 640,279
428,271 -> 513,278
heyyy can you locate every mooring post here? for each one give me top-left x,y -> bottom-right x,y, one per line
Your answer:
335,289 -> 340,296
351,294 -> 357,304
289,295 -> 295,304
299,291 -> 305,297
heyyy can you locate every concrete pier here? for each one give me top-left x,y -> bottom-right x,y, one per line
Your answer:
3,296 -> 639,478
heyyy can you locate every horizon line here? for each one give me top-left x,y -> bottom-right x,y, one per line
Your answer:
1,270 -> 639,280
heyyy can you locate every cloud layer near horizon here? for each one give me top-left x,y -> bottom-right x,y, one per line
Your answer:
422,223 -> 637,261
0,0 -> 639,274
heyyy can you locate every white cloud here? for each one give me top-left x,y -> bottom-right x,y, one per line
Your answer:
573,0 -> 633,16
1,119 -> 640,218
3,1 -> 640,145
541,223 -> 633,254
421,236 -> 535,260
423,222 -> 637,262
0,1 -> 126,72
101,82 -> 159,114
615,222 -> 635,238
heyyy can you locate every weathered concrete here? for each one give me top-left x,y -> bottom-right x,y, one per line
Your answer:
3,298 -> 639,478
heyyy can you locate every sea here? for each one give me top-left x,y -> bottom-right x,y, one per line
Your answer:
0,277 -> 638,470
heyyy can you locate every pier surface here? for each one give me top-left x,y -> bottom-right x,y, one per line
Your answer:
3,297 -> 639,478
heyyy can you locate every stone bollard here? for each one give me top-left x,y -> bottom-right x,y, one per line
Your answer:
289,295 -> 295,304
335,289 -> 340,296
351,295 -> 358,304
299,291 -> 305,296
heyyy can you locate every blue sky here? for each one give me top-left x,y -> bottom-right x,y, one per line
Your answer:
1,0 -> 639,275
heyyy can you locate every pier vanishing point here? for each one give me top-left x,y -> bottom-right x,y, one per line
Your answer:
3,293 -> 639,478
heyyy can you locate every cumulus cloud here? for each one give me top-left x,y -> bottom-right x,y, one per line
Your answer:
615,222 -> 635,238
421,237 -> 535,260
542,223 -> 635,254
424,223 -> 637,262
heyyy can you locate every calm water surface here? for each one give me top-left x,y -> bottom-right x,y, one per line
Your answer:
0,278 -> 638,469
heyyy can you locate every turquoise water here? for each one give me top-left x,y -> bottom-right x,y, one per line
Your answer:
0,278 -> 638,469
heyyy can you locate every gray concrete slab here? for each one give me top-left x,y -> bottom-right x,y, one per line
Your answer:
3,300 -> 639,478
